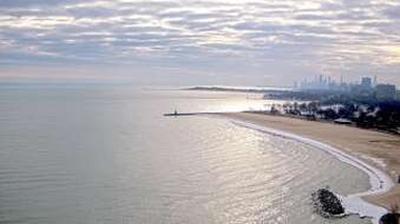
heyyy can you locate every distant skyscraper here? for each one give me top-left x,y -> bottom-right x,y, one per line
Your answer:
361,77 -> 372,89
375,84 -> 396,100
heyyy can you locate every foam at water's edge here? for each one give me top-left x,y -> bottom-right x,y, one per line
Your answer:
229,120 -> 394,224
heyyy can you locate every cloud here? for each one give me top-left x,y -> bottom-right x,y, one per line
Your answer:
0,0 -> 399,84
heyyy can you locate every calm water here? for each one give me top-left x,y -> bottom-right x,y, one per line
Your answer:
0,84 -> 371,224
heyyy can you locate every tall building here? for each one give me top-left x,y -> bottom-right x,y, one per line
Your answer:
299,74 -> 347,92
361,77 -> 372,89
375,84 -> 396,100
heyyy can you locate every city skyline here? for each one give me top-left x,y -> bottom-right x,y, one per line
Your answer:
1,0 -> 400,86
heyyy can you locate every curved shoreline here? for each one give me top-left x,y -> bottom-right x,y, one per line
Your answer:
227,119 -> 394,224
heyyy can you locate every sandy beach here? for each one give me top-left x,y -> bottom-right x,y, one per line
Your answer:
222,112 -> 400,209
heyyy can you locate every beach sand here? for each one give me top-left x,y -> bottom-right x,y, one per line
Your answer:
221,112 -> 400,209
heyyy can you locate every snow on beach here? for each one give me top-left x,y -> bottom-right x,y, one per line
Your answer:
230,120 -> 394,224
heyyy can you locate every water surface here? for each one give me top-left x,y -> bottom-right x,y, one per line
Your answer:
0,84 -> 371,223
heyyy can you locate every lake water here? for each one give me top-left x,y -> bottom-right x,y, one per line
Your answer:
0,84 -> 372,224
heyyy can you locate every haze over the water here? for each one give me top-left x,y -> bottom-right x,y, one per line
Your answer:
0,0 -> 400,86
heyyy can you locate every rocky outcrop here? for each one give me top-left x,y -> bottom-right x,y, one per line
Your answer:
379,213 -> 399,224
312,188 -> 345,218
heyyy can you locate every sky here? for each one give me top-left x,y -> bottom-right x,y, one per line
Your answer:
0,0 -> 400,86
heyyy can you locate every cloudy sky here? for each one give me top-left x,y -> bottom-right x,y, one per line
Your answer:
0,0 -> 399,86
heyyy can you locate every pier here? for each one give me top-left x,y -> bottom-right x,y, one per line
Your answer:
163,112 -> 222,117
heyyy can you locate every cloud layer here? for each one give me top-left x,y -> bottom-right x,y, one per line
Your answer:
0,0 -> 399,84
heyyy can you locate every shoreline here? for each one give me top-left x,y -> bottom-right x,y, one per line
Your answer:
217,112 -> 400,223
244,111 -> 400,138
